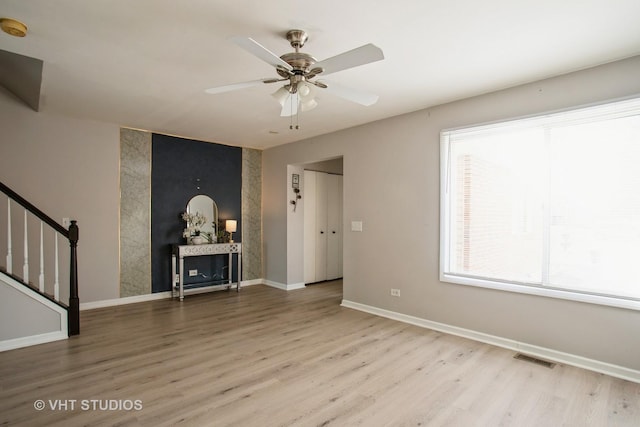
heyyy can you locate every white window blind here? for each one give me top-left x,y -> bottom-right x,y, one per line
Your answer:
440,97 -> 640,309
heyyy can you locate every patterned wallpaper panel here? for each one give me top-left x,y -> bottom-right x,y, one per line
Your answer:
119,128 -> 152,297
242,148 -> 262,280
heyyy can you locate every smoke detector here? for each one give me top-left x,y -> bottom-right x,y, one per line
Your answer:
1,18 -> 28,38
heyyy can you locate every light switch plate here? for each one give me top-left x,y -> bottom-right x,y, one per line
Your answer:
351,221 -> 363,232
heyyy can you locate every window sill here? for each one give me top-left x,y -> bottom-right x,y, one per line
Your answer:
440,273 -> 640,311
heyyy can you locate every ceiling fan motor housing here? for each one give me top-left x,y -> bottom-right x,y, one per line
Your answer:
278,30 -> 321,93
280,52 -> 317,74
281,30 -> 319,75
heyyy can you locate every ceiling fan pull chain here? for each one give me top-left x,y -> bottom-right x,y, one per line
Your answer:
290,96 -> 294,129
289,93 -> 301,130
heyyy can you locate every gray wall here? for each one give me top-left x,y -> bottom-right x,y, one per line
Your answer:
0,86 -> 121,303
262,55 -> 640,371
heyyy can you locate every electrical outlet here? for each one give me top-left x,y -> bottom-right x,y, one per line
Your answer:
390,288 -> 401,297
188,269 -> 198,277
62,218 -> 71,228
175,274 -> 180,283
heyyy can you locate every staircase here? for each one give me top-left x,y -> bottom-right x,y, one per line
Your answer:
0,181 -> 79,351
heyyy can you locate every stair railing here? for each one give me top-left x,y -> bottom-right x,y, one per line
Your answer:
0,181 -> 79,335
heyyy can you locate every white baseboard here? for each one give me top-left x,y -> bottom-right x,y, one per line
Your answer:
287,282 -> 306,290
0,331 -> 68,352
241,278 -> 264,287
264,280 -> 306,291
80,279 -> 266,310
341,299 -> 640,384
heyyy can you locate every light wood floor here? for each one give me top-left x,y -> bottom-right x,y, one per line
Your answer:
1,281 -> 638,426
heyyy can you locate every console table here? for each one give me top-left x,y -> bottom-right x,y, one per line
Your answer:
171,243 -> 242,301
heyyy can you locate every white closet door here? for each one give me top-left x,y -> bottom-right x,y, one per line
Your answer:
314,172 -> 328,282
326,174 -> 343,280
304,170 -> 343,284
303,171 -> 317,283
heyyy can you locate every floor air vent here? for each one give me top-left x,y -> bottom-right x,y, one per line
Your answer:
513,353 -> 556,369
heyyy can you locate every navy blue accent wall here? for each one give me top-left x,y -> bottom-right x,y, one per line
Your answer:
151,134 -> 242,293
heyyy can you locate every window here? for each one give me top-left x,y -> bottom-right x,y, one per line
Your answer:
440,97 -> 640,310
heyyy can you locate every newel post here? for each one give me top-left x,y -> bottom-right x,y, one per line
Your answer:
68,220 -> 80,336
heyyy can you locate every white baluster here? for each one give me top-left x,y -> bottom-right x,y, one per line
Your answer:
23,210 -> 29,283
39,221 -> 45,292
54,233 -> 59,301
6,199 -> 12,274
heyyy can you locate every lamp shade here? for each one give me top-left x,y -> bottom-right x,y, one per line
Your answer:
298,82 -> 315,100
298,83 -> 311,97
272,86 -> 290,106
280,93 -> 298,117
225,220 -> 237,233
301,98 -> 318,112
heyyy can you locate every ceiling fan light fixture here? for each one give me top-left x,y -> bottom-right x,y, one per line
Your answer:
301,98 -> 318,112
280,93 -> 298,117
272,86 -> 290,106
298,83 -> 311,97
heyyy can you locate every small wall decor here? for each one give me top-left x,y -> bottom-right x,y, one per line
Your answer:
290,173 -> 302,211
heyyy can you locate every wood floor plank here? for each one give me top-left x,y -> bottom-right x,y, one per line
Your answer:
1,281 -> 638,426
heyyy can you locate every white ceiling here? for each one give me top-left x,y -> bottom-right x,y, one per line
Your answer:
1,0 -> 639,149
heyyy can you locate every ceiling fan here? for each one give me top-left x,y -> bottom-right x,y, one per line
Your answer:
205,29 -> 384,118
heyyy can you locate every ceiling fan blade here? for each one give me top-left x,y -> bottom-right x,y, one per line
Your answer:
320,80 -> 379,106
280,93 -> 299,117
205,79 -> 277,94
229,36 -> 293,70
313,44 -> 384,76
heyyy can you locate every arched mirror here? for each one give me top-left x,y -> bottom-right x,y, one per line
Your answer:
186,195 -> 218,242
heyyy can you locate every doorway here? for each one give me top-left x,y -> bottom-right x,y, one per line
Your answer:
302,157 -> 344,285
